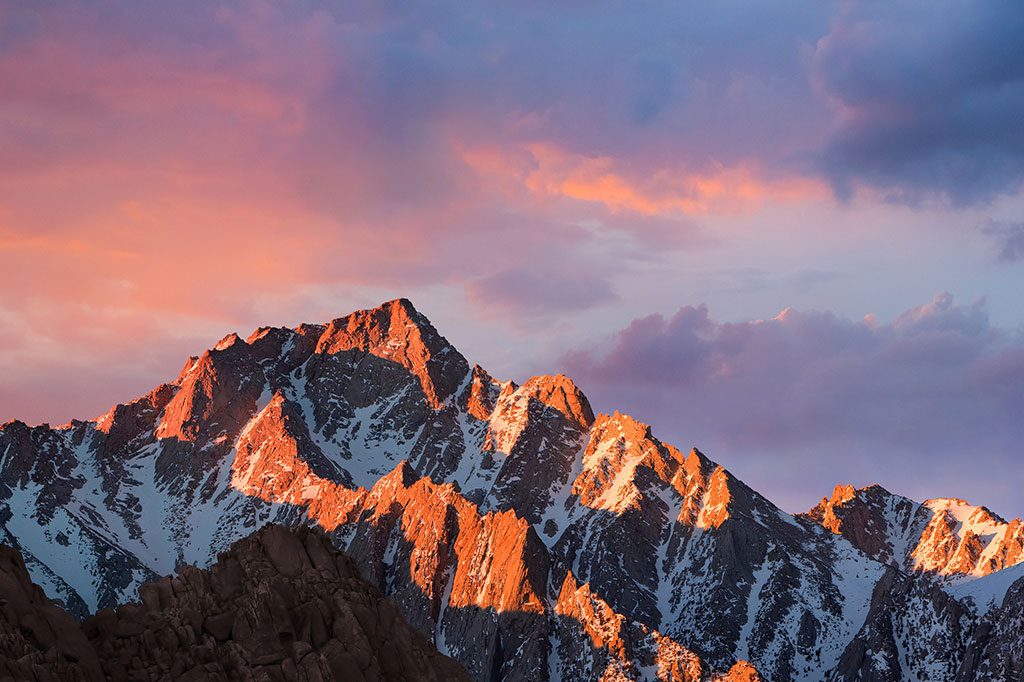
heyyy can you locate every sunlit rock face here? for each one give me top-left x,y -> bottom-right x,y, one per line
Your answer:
1,298 -> 1022,681
552,570 -> 707,682
806,484 -> 1024,579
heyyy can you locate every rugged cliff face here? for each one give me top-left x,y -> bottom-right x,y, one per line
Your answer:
806,484 -> 1024,579
0,524 -> 470,681
1,298 -> 1022,681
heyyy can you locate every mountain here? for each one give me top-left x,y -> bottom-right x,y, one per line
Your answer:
806,484 -> 1024,579
0,523 -> 470,681
1,298 -> 1022,681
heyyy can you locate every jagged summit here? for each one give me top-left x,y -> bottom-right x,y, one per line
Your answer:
1,298 -> 1022,682
805,483 -> 1024,580
923,496 -> 1009,525
165,298 -> 466,417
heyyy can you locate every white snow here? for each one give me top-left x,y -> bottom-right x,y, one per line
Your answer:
446,401 -> 498,502
915,498 -> 1016,579
4,484 -> 104,610
734,554 -> 773,663
289,372 -> 424,488
533,437 -> 588,548
434,566 -> 457,656
947,562 -> 1024,615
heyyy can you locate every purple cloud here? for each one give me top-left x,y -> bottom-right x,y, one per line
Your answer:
983,221 -> 1024,263
813,0 -> 1024,203
467,263 -> 616,317
564,294 -> 1024,517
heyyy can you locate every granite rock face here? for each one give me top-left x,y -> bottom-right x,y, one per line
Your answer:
806,484 -> 1024,579
2,298 -> 1022,681
0,524 -> 470,682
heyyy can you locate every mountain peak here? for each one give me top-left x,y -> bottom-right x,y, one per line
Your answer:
314,299 -> 468,408
518,374 -> 595,429
804,483 -> 924,566
379,459 -> 421,490
6,297 -> 1024,681
805,483 -> 1024,579
828,483 -> 857,505
213,332 -> 242,351
923,497 -> 1008,526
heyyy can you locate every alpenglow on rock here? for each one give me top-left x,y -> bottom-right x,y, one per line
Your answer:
806,484 -> 1024,578
1,298 -> 1022,681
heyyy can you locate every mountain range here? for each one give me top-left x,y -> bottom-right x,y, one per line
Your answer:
1,298 -> 1021,681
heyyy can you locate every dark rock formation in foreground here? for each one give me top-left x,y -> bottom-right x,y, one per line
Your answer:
0,524 -> 470,682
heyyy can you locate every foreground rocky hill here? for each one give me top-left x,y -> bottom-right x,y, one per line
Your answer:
1,298 -> 1022,681
0,524 -> 469,681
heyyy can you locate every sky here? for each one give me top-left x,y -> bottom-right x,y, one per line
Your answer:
1,0 -> 1023,518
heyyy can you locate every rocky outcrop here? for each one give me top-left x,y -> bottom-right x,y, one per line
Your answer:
552,571 -> 707,682
912,499 -> 1024,578
475,374 -> 594,525
0,525 -> 470,682
312,298 -> 469,410
831,567 -> 975,682
830,565 -> 1024,682
0,545 -> 103,681
806,484 -> 1024,579
336,461 -> 552,682
805,485 -> 930,567
716,661 -> 763,682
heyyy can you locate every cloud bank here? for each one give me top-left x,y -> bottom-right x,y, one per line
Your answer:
813,0 -> 1024,202
565,294 -> 1024,516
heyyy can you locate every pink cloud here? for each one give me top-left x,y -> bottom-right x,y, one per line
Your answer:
1,0 -> 1018,463
464,142 -> 828,217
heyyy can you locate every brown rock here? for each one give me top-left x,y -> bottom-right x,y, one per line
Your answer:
0,527 -> 471,682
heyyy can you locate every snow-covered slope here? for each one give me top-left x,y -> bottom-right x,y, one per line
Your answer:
1,298 -> 1020,682
948,561 -> 1024,615
806,484 -> 1024,581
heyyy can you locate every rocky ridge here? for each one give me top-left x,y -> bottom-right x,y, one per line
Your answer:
1,298 -> 1022,681
0,523 -> 469,681
806,484 -> 1024,579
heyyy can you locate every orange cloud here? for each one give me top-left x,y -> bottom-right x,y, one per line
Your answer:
464,142 -> 827,216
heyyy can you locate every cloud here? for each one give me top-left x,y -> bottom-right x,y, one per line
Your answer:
521,145 -> 828,216
3,0 -> 1024,436
813,0 -> 1024,203
983,221 -> 1024,263
0,296 -> 216,426
563,294 -> 1024,515
466,263 -> 616,318
0,0 -> 828,391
